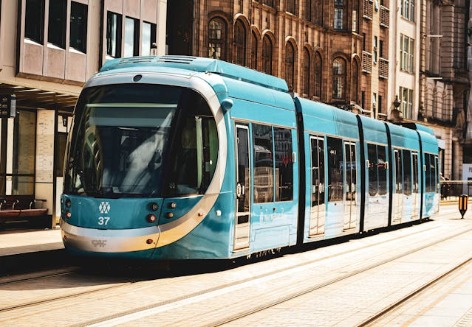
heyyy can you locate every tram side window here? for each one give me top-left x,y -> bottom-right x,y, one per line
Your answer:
425,154 -> 432,192
403,150 -> 412,196
395,150 -> 403,193
327,137 -> 343,201
311,137 -> 325,206
274,128 -> 293,201
412,153 -> 419,193
368,144 -> 378,196
377,146 -> 387,195
253,124 -> 274,203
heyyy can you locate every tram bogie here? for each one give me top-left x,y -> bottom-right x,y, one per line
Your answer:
60,55 -> 440,260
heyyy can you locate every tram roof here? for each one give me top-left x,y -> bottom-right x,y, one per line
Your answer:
100,55 -> 289,93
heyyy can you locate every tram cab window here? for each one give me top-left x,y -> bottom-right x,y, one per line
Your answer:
65,84 -> 218,198
166,92 -> 218,196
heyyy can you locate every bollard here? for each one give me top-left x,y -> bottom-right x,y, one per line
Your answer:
459,194 -> 468,219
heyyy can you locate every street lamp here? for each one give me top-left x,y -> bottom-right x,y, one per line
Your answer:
390,95 -> 403,122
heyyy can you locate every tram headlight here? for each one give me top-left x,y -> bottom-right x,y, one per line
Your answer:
65,198 -> 72,208
146,213 -> 157,223
149,202 -> 159,211
65,211 -> 72,219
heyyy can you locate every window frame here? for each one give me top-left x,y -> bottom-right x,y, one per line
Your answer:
70,1 -> 88,53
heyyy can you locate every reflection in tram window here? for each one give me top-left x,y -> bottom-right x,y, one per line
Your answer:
327,137 -> 343,201
412,153 -> 419,193
311,137 -> 325,206
368,144 -> 378,196
377,146 -> 387,195
274,127 -> 293,201
344,142 -> 356,201
253,124 -> 274,203
403,150 -> 412,196
367,144 -> 387,196
395,150 -> 403,194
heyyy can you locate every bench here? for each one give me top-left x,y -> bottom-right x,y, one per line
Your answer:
0,195 -> 51,229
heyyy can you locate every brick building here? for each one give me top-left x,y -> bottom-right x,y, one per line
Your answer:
167,0 -> 390,119
167,0 -> 470,181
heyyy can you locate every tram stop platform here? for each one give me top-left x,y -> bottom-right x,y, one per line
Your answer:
0,226 -> 65,275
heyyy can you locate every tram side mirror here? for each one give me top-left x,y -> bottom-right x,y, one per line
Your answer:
221,98 -> 233,112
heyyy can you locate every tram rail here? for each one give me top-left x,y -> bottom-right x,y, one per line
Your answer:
0,208 -> 469,326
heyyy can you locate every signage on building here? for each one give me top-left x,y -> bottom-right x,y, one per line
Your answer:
0,94 -> 16,118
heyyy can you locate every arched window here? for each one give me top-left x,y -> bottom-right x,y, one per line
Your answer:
332,57 -> 346,99
314,52 -> 322,97
285,42 -> 295,91
208,18 -> 226,60
303,48 -> 311,96
351,60 -> 359,103
262,36 -> 273,75
234,20 -> 246,66
251,31 -> 258,70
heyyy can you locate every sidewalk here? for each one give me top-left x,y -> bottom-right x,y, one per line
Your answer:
0,226 -> 65,275
0,226 -> 63,257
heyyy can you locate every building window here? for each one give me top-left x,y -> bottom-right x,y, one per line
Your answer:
208,17 -> 226,60
305,0 -> 313,21
70,1 -> 88,53
334,0 -> 344,30
262,0 -> 274,7
234,20 -> 246,66
286,0 -> 297,15
314,52 -> 322,97
351,61 -> 359,103
400,86 -> 414,119
251,31 -> 258,70
401,0 -> 415,21
285,42 -> 295,91
400,34 -> 414,73
303,48 -> 311,96
373,36 -> 378,63
48,0 -> 67,48
332,57 -> 346,99
142,22 -> 157,56
25,0 -> 44,44
262,35 -> 273,75
106,11 -> 122,58
124,17 -> 139,57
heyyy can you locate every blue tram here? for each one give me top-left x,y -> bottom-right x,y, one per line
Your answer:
60,56 -> 440,260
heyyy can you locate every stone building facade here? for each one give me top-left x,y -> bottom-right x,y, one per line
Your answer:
167,0 -> 470,181
167,0 -> 390,118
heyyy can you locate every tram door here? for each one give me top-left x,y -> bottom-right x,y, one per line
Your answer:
309,136 -> 326,236
326,137 -> 345,235
234,125 -> 251,250
412,152 -> 419,219
344,142 -> 357,230
392,150 -> 403,224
